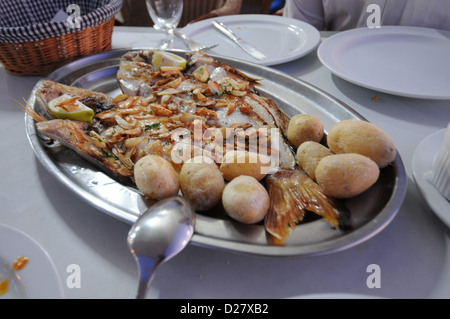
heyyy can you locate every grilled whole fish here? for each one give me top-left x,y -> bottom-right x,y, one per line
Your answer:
33,50 -> 349,244
36,51 -> 296,178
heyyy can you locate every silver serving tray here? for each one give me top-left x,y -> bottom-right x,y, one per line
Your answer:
25,49 -> 407,257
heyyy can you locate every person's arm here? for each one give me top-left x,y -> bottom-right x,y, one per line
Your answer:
189,0 -> 243,24
283,0 -> 325,30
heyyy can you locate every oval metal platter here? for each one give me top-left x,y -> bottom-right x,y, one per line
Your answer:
25,49 -> 407,257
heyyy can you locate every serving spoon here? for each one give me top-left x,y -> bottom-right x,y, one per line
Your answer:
127,196 -> 196,299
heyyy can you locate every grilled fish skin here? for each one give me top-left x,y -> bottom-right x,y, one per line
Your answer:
36,119 -> 134,177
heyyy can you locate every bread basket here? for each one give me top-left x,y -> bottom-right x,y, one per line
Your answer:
0,0 -> 123,76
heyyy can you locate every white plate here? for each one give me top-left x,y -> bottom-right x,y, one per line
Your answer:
181,14 -> 320,66
412,129 -> 450,227
318,26 -> 450,100
0,224 -> 64,299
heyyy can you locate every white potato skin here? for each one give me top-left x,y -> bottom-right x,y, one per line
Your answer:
134,155 -> 180,200
296,141 -> 333,181
315,153 -> 380,199
287,114 -> 324,149
222,175 -> 270,224
327,120 -> 396,168
219,150 -> 271,181
180,156 -> 225,211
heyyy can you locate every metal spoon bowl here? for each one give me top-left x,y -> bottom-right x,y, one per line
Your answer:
127,196 -> 195,299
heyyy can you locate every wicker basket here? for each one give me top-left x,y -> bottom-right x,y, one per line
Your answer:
0,0 -> 123,76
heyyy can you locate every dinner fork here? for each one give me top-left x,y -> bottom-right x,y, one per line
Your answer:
174,31 -> 218,51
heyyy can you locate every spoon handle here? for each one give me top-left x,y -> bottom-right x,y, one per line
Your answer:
136,277 -> 154,299
135,256 -> 158,299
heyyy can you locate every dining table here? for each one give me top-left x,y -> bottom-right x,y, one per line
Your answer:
1,24 -> 450,300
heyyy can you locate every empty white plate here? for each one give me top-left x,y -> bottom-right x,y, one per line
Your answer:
318,26 -> 450,99
181,14 -> 321,66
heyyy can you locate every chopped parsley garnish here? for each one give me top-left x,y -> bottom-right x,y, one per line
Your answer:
215,91 -> 226,97
101,149 -> 118,159
144,122 -> 161,131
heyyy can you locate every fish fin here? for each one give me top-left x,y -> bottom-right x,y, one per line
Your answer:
13,97 -> 46,122
264,168 -> 352,245
264,170 -> 306,244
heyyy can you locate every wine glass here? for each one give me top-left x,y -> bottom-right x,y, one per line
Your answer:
145,0 -> 184,49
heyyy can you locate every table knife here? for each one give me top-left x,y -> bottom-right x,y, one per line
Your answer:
211,20 -> 267,61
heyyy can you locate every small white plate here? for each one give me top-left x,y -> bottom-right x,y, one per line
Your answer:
412,129 -> 450,227
181,14 -> 320,66
0,224 -> 64,299
318,26 -> 450,100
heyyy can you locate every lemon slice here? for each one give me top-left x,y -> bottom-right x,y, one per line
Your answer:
48,94 -> 95,123
152,51 -> 187,71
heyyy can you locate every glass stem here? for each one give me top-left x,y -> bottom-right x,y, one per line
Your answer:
165,28 -> 174,44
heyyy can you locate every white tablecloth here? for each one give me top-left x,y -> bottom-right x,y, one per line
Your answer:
1,26 -> 450,299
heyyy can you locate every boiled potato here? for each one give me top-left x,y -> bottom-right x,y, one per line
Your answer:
222,175 -> 270,224
134,155 -> 180,200
287,114 -> 324,149
327,119 -> 396,168
296,141 -> 333,181
315,153 -> 380,198
220,150 -> 271,181
180,156 -> 225,211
